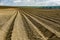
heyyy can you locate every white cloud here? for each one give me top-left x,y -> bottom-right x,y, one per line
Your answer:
48,0 -> 60,6
0,2 -> 4,5
0,0 -> 60,6
33,0 -> 60,6
13,0 -> 22,3
27,0 -> 31,2
13,0 -> 35,3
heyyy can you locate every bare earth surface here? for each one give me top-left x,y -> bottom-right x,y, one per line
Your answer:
0,7 -> 60,40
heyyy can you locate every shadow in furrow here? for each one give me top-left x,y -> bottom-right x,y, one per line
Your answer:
36,15 -> 60,25
23,13 -> 60,40
23,10 -> 60,25
27,11 -> 60,25
21,14 -> 42,40
26,13 -> 60,32
5,13 -> 17,40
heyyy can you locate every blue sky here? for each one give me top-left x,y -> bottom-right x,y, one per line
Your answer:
0,0 -> 60,6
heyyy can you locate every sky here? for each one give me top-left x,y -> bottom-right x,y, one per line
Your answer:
0,0 -> 60,6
